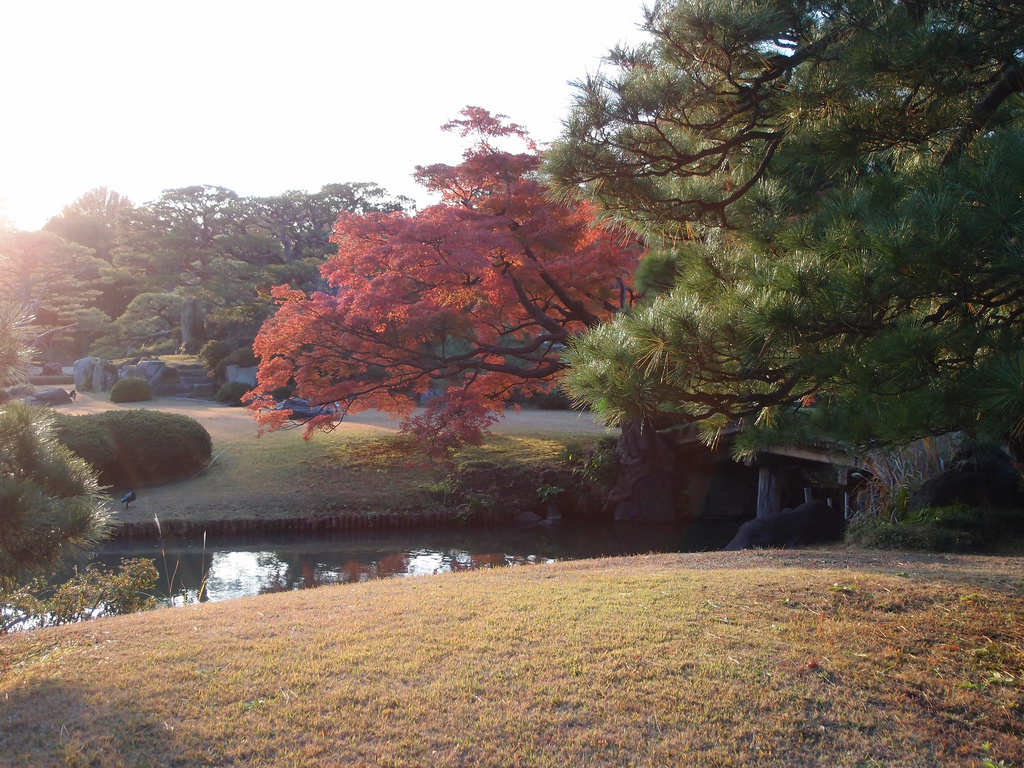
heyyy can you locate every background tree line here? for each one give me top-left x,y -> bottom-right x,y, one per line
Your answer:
0,183 -> 412,362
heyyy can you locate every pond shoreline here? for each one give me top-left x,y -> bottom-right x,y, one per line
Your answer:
111,508 -> 556,540
93,517 -> 755,604
110,509 -> 754,542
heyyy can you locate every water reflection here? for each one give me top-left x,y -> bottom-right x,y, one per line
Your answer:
89,518 -> 745,604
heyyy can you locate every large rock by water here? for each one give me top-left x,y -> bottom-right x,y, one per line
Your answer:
908,451 -> 1024,512
724,499 -> 845,551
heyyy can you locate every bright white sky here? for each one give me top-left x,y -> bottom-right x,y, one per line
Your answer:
0,0 -> 648,232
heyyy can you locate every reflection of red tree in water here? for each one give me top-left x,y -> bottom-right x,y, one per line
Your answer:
256,549 -> 513,596
341,559 -> 366,583
452,553 -> 505,571
377,553 -> 411,578
302,561 -> 318,587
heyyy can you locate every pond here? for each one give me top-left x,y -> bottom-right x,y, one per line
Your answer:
89,517 -> 748,605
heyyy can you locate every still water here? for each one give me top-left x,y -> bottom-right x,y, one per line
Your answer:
90,518 -> 746,605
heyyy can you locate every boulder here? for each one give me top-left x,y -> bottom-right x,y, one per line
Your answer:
92,360 -> 106,392
24,388 -> 72,406
224,364 -> 258,387
101,364 -> 118,392
152,367 -> 183,396
908,452 -> 1024,512
136,359 -> 166,383
613,472 -> 676,522
73,358 -> 98,391
724,499 -> 845,551
516,511 -> 544,524
119,359 -> 166,386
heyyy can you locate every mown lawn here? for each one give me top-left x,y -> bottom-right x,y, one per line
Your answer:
57,391 -> 614,527
2,549 -> 1021,767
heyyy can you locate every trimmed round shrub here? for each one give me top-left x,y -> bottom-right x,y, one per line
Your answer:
54,410 -> 212,488
53,414 -> 120,478
216,381 -> 251,406
109,376 -> 154,403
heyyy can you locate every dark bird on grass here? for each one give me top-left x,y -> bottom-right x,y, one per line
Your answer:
120,491 -> 137,508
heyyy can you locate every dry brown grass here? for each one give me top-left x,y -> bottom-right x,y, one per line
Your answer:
56,392 -> 614,525
2,549 -> 1022,767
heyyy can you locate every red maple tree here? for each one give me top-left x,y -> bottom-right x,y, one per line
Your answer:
248,108 -> 642,452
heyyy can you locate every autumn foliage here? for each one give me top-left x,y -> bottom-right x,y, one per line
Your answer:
249,108 -> 642,451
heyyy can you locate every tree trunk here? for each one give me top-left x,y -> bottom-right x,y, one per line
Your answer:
607,417 -> 677,522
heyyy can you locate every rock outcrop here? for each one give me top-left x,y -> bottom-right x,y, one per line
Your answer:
908,451 -> 1024,512
724,499 -> 845,551
24,388 -> 73,406
73,357 -> 115,392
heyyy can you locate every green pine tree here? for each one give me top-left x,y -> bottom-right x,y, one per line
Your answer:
0,305 -> 111,580
548,0 -> 1024,469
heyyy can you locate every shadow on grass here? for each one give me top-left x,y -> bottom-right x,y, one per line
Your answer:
1,678 -> 185,767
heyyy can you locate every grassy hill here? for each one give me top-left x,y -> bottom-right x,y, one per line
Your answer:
2,549 -> 1022,767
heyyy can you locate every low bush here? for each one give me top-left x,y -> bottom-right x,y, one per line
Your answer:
846,502 -> 1024,552
28,375 -> 75,386
199,340 -> 233,371
55,410 -> 213,488
1,559 -> 158,634
109,376 -> 154,403
526,387 -> 574,411
216,381 -> 251,406
272,383 -> 296,400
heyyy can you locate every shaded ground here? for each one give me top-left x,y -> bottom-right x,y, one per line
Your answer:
57,392 -> 617,526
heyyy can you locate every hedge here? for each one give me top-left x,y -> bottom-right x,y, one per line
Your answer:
28,375 -> 75,386
55,410 -> 213,489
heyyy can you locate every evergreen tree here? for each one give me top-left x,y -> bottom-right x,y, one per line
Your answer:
548,0 -> 1024,467
0,230 -> 113,358
0,305 -> 110,580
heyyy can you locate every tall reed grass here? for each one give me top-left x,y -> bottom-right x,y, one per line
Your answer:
852,434 -> 959,521
154,515 -> 209,606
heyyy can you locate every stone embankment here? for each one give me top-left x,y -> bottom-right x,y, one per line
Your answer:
113,509 -> 513,540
